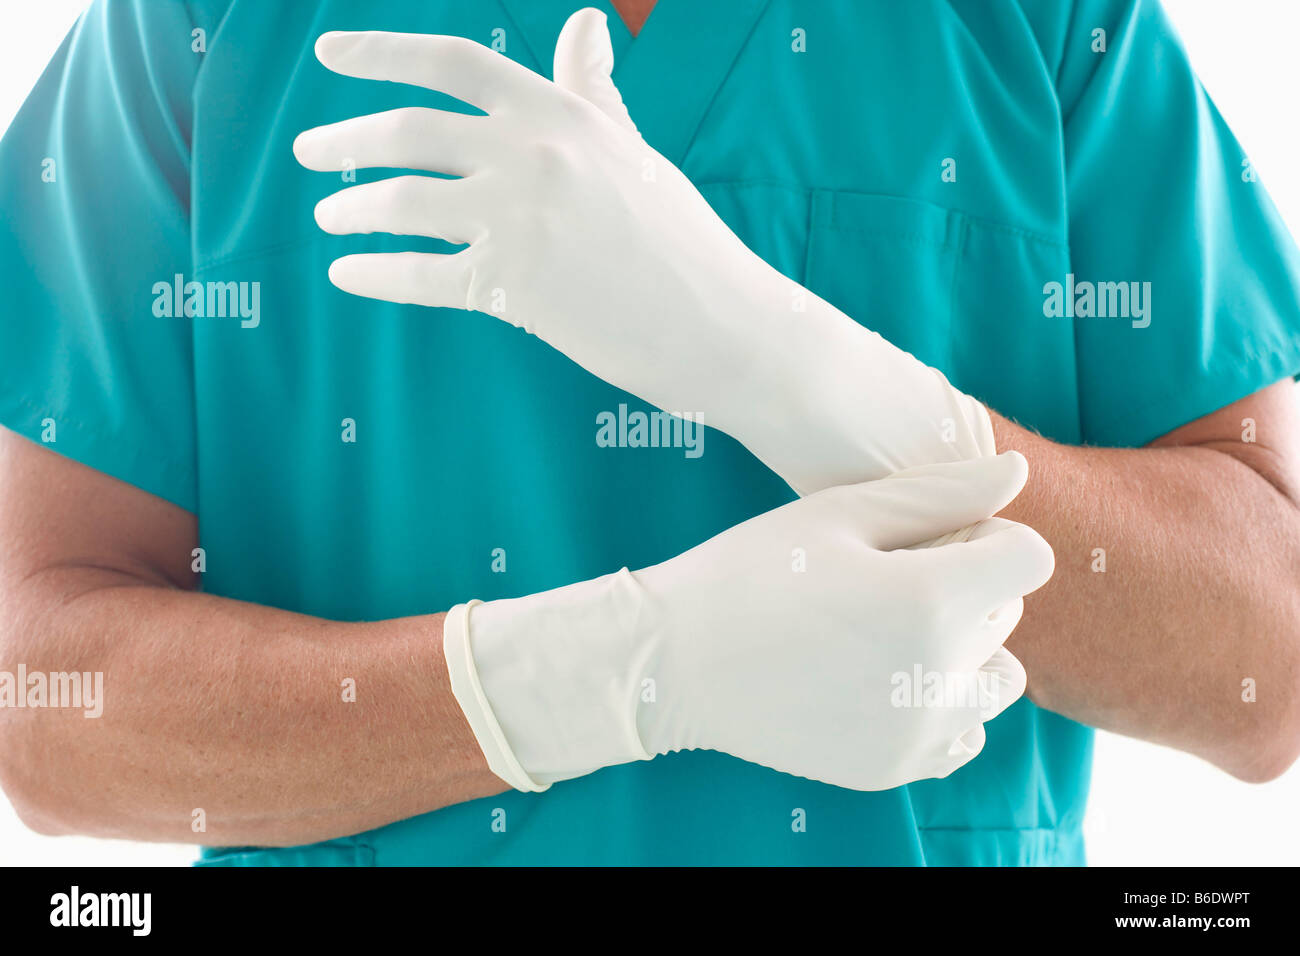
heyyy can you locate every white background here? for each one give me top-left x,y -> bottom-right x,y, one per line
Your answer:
1,0 -> 1298,866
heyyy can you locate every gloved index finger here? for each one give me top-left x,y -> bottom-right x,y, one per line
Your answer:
836,452 -> 1029,552
314,31 -> 549,114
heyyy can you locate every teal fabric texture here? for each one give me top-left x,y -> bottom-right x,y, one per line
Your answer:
2,0 -> 1299,865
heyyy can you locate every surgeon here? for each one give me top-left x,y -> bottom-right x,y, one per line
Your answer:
1,0 -> 1298,867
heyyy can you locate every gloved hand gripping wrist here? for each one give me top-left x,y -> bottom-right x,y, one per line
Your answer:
443,453 -> 1053,794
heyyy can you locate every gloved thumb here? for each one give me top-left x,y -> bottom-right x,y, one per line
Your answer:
841,452 -> 1030,551
553,8 -> 639,133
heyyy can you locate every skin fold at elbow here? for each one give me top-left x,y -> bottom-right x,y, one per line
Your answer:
1223,673 -> 1300,784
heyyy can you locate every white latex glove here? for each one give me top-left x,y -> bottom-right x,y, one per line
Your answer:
293,11 -> 995,497
442,452 -> 1053,793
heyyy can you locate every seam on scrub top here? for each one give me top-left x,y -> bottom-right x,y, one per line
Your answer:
821,187 -> 1065,247
835,197 -> 1064,248
946,216 -> 970,370
696,180 -> 1066,249
673,0 -> 774,168
831,207 -> 1064,249
693,178 -> 811,197
823,230 -> 957,248
1052,0 -> 1089,114
493,1 -> 542,81
953,214 -> 1067,247
800,190 -> 818,286
187,0 -> 241,93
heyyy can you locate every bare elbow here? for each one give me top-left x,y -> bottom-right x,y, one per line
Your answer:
0,668 -> 116,839
1228,743 -> 1299,785
8,792 -> 74,839
0,722 -> 79,837
0,616 -> 75,835
1222,673 -> 1300,784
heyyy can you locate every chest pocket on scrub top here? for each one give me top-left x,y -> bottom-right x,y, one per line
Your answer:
803,191 -> 963,376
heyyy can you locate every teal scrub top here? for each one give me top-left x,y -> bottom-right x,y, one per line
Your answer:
3,0 -> 1300,866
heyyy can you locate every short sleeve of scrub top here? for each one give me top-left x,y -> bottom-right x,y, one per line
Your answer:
1051,0 -> 1300,445
0,0 -> 208,512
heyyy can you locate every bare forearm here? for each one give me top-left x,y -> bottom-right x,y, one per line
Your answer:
0,572 -> 501,846
991,413 -> 1300,780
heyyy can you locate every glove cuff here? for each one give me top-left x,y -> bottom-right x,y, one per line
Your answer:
443,601 -> 550,793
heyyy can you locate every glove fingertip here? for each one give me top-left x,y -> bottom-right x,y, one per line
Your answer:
986,449 -> 1028,501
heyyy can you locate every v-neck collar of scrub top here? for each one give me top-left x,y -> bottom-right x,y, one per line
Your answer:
498,0 -> 771,166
